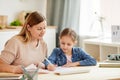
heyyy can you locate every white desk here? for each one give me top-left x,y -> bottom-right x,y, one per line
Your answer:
38,66 -> 120,80
0,66 -> 120,80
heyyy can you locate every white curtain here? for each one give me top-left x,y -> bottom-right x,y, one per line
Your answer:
47,0 -> 80,47
61,0 -> 80,33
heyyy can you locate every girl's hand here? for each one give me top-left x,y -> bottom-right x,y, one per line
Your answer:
63,62 -> 80,67
47,64 -> 57,71
11,65 -> 23,74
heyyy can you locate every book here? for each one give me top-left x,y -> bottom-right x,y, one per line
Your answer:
99,60 -> 120,68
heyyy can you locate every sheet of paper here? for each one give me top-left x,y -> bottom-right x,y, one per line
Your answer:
25,64 -> 90,75
54,67 -> 90,75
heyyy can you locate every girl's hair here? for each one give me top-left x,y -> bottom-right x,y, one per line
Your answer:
17,11 -> 46,43
59,28 -> 78,42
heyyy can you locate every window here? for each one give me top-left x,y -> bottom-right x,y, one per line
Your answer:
79,0 -> 102,37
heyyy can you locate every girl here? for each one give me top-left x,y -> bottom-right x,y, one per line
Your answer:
44,28 -> 96,71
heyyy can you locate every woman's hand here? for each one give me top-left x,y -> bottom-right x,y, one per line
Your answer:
47,64 -> 57,71
63,62 -> 80,67
34,62 -> 45,69
39,62 -> 45,69
0,59 -> 22,74
11,65 -> 23,74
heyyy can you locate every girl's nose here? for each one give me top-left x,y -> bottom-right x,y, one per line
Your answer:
64,44 -> 67,48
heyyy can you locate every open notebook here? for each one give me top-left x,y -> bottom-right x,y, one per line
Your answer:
27,64 -> 90,75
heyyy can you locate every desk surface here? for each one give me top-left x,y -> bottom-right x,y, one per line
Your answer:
0,66 -> 120,80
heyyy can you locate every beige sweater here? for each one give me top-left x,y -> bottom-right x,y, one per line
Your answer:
0,36 -> 47,67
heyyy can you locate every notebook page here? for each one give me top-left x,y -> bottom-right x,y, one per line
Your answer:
54,67 -> 90,75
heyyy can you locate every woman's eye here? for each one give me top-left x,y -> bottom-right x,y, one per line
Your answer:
44,27 -> 46,29
37,28 -> 42,30
37,27 -> 46,30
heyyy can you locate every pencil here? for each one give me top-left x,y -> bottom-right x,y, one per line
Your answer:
45,58 -> 52,65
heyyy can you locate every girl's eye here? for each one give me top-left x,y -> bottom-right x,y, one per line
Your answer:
67,43 -> 71,46
37,28 -> 42,30
61,42 -> 65,45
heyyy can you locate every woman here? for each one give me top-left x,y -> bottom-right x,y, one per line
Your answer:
0,11 -> 47,73
44,28 -> 96,71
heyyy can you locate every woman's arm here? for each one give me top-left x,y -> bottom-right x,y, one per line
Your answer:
0,58 -> 22,74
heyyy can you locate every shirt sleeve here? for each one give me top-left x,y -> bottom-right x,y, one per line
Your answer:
0,37 -> 18,64
78,48 -> 97,66
43,48 -> 58,68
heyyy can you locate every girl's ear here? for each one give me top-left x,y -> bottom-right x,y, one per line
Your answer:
74,40 -> 77,44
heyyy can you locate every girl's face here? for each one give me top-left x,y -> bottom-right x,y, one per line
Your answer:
59,35 -> 75,54
28,21 -> 47,40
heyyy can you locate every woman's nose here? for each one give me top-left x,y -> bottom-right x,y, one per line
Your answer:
40,28 -> 45,33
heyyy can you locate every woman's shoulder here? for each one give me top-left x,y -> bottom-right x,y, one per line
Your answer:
39,39 -> 47,45
5,35 -> 23,45
8,36 -> 21,43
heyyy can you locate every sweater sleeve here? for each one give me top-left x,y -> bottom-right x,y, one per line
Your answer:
0,37 -> 18,64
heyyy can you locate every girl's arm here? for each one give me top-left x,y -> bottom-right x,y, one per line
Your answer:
43,48 -> 58,71
79,48 -> 97,66
63,61 -> 80,67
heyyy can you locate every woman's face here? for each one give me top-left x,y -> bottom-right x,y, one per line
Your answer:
28,21 -> 47,40
59,35 -> 75,54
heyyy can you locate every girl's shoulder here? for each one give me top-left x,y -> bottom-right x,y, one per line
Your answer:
52,48 -> 64,55
73,47 -> 82,51
72,47 -> 85,53
53,48 -> 63,53
53,48 -> 61,51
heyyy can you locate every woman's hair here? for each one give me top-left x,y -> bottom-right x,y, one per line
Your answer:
59,28 -> 78,42
18,11 -> 46,43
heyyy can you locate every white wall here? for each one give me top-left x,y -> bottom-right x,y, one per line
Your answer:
0,0 -> 46,24
100,0 -> 120,37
